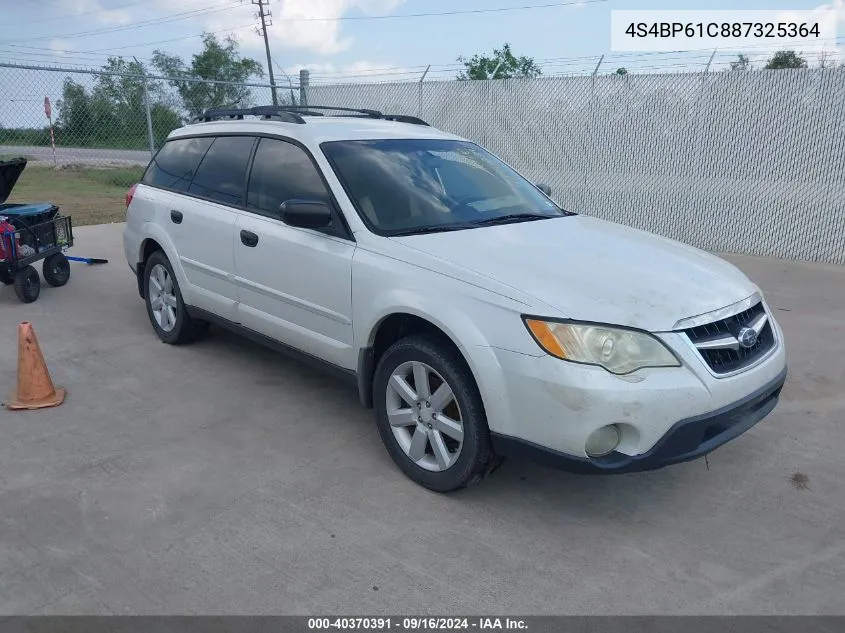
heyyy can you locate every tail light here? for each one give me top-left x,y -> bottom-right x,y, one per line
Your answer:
125,183 -> 138,209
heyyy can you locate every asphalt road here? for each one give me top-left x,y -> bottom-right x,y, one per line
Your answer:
0,145 -> 150,167
0,223 -> 843,615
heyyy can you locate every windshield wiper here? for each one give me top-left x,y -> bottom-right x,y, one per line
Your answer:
390,213 -> 562,237
390,223 -> 477,237
470,213 -> 559,227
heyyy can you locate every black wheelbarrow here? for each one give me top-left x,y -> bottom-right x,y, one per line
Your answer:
1,157 -> 75,303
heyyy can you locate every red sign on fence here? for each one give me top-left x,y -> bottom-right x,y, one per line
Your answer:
44,96 -> 52,120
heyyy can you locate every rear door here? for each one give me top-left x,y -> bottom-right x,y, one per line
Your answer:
145,135 -> 255,322
234,137 -> 356,370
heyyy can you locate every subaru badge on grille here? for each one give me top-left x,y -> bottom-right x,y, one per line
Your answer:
737,327 -> 759,349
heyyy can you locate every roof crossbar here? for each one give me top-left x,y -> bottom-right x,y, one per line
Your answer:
196,105 -> 429,126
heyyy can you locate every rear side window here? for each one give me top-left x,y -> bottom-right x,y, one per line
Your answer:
246,138 -> 331,216
142,137 -> 213,192
188,136 -> 256,207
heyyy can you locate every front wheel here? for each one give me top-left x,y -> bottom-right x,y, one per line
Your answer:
0,266 -> 12,285
13,265 -> 40,303
143,250 -> 208,344
373,334 -> 502,492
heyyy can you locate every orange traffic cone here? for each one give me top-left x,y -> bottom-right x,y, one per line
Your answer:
5,321 -> 66,410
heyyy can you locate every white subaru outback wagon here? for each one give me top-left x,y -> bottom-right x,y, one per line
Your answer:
123,105 -> 787,492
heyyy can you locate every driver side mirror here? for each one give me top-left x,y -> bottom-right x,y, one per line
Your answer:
536,183 -> 552,196
279,199 -> 333,229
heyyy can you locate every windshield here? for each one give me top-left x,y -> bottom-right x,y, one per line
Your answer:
321,139 -> 570,236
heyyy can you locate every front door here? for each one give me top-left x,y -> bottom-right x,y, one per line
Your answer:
233,137 -> 356,370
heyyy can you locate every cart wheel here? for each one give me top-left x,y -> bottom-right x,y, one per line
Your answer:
0,267 -> 12,285
14,265 -> 40,303
43,253 -> 71,287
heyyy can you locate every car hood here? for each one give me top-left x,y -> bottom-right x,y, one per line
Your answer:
0,157 -> 27,205
389,215 -> 758,332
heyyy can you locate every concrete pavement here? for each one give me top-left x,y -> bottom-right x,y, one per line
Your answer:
0,223 -> 843,615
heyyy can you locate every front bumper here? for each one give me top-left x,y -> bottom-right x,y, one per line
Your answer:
491,365 -> 787,474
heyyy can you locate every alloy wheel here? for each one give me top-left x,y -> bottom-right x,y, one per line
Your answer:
148,263 -> 178,332
386,360 -> 464,472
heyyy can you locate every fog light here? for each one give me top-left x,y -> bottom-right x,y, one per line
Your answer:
585,424 -> 621,457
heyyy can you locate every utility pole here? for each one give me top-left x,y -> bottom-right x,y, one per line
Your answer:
252,0 -> 278,105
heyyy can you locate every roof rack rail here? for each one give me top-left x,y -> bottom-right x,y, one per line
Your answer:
383,114 -> 430,126
195,104 -> 429,126
197,106 -> 307,124
280,105 -> 384,118
289,106 -> 429,126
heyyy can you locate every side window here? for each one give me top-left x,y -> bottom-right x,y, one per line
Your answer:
246,138 -> 331,216
188,136 -> 256,207
142,137 -> 213,193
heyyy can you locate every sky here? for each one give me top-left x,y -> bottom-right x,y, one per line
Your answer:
1,0 -> 843,84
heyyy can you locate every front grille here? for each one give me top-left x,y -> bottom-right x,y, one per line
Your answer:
683,301 -> 775,374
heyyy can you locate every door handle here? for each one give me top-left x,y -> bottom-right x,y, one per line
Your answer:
170,210 -> 183,224
240,229 -> 259,247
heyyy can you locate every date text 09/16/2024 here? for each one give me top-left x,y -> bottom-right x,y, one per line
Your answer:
307,617 -> 528,630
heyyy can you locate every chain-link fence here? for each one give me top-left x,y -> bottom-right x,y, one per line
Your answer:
2,61 -> 844,264
308,69 -> 845,265
0,61 -> 291,167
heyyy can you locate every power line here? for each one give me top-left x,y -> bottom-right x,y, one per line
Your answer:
279,0 -> 609,21
76,24 -> 257,53
3,1 -> 244,43
1,0 -> 154,27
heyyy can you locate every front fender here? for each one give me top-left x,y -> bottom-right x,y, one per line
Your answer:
353,250 -> 544,434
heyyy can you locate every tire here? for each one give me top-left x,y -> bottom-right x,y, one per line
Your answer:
13,265 -> 40,303
143,250 -> 208,344
42,253 -> 71,287
0,267 -> 12,285
373,334 -> 502,492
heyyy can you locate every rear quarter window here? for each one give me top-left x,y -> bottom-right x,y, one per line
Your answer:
142,137 -> 213,193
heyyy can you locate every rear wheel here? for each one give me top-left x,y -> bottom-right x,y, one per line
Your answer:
0,267 -> 12,285
373,334 -> 502,492
143,250 -> 208,344
43,253 -> 71,287
13,265 -> 40,303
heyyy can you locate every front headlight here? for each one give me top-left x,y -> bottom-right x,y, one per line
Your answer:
523,318 -> 680,375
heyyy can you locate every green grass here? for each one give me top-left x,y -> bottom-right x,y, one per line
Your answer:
1,135 -> 154,151
6,165 -> 144,226
77,167 -> 145,189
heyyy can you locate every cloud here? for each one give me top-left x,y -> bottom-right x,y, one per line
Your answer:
62,0 -> 132,25
264,0 -> 405,55
47,39 -> 74,57
283,60 -> 425,84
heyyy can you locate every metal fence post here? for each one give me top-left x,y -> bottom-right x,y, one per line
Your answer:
299,69 -> 309,108
418,65 -> 430,118
140,69 -> 155,158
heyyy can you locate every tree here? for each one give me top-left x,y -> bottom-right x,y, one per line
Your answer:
57,79 -> 93,143
817,49 -> 836,69
614,67 -> 628,76
152,33 -> 264,118
456,43 -> 542,80
729,54 -> 753,71
57,57 -> 182,148
764,50 -> 808,69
